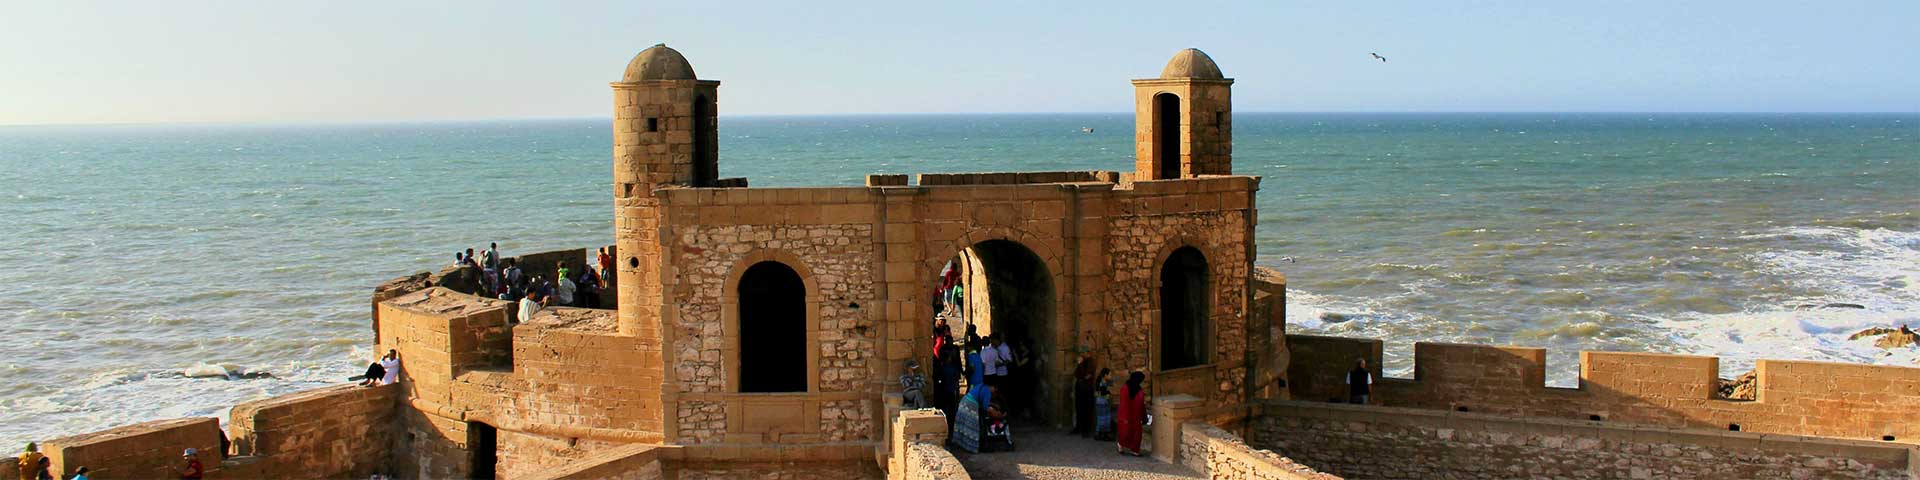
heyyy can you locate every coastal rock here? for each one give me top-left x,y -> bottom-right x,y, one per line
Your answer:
1718,371 -> 1756,400
1848,325 -> 1917,349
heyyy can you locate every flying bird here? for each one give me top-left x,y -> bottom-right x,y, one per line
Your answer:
1370,52 -> 1387,63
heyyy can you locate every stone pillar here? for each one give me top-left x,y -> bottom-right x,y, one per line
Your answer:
1150,394 -> 1205,464
889,409 -> 949,480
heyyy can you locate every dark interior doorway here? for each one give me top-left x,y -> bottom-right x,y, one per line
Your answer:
739,261 -> 806,393
1154,93 -> 1181,179
1160,246 -> 1210,370
949,240 -> 1060,425
693,95 -> 716,187
468,422 -> 497,480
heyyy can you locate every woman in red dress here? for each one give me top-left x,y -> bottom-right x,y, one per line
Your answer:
1114,370 -> 1148,456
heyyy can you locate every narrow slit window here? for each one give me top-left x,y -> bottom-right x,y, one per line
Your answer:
646,118 -> 660,132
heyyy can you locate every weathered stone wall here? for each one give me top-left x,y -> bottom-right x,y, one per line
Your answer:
1179,422 -> 1338,480
1248,267 -> 1287,400
1105,176 -> 1256,408
886,409 -> 967,480
526,442 -> 664,480
1252,401 -> 1915,480
40,417 -> 222,480
1286,335 -> 1920,443
675,461 -> 885,480
377,287 -> 513,406
227,383 -> 399,478
499,429 -> 630,479
653,187 -> 884,444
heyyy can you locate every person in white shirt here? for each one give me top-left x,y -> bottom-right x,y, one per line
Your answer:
518,292 -> 543,323
984,334 -> 1012,387
379,350 -> 401,385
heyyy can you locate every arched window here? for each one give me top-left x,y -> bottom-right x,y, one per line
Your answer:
738,261 -> 805,392
1160,246 -> 1209,370
1154,93 -> 1181,180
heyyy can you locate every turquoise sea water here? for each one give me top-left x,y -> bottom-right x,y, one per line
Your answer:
1,113 -> 1915,445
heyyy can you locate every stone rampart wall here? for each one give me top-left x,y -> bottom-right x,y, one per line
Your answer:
915,170 -> 1120,186
1287,334 -> 1920,443
227,383 -> 400,478
1178,422 -> 1338,480
377,288 -> 514,406
1251,401 -> 1915,480
524,442 -> 664,480
40,417 -> 223,480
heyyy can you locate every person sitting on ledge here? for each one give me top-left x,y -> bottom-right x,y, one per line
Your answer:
359,353 -> 386,387
1347,359 -> 1372,405
518,291 -> 543,323
901,360 -> 928,408
378,350 -> 401,386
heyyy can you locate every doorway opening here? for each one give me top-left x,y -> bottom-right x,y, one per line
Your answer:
1154,93 -> 1181,179
934,239 -> 1061,426
692,95 -> 716,187
468,421 -> 497,480
1159,246 -> 1210,370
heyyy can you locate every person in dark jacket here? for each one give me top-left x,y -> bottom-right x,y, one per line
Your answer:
1346,359 -> 1372,405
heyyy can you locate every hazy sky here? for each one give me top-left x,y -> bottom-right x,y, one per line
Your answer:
2,1 -> 1915,125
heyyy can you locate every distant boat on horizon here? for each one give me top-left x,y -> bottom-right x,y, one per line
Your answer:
1081,127 -> 1094,133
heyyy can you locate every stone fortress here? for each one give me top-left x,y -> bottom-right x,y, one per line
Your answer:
24,45 -> 1920,480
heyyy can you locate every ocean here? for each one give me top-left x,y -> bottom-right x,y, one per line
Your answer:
0,113 -> 1914,446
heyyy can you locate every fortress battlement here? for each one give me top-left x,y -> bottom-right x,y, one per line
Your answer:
1286,334 -> 1920,443
23,44 -> 1920,480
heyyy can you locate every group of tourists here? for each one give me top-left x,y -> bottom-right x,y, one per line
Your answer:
18,442 -> 200,480
909,257 -> 1154,456
1071,355 -> 1151,456
450,244 -> 618,322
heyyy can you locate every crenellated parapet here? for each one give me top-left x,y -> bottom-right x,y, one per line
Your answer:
1286,334 -> 1920,443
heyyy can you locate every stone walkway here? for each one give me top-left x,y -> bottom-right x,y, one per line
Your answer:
951,424 -> 1202,480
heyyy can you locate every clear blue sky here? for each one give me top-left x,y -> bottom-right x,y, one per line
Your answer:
2,1 -> 1914,124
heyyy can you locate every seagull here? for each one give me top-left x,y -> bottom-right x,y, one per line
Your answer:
1370,53 -> 1387,63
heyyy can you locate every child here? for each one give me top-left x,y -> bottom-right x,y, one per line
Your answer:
1092,368 -> 1114,441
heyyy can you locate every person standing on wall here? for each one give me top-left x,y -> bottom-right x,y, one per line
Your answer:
1347,359 -> 1372,405
1070,349 -> 1097,437
1114,371 -> 1149,456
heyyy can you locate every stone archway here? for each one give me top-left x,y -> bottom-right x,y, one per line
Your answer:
935,239 -> 1063,426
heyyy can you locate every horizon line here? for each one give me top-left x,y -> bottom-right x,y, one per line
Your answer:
4,110 -> 1914,129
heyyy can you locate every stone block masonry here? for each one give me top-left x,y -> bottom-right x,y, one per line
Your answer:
1178,422 -> 1337,480
227,382 -> 400,478
40,417 -> 222,480
1286,335 -> 1920,443
1251,401 -> 1915,480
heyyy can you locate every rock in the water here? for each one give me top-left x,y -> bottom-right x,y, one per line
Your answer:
1718,371 -> 1756,401
1319,312 -> 1351,323
1850,325 -> 1918,349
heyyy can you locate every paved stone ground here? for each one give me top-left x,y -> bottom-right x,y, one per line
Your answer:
952,424 -> 1202,480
